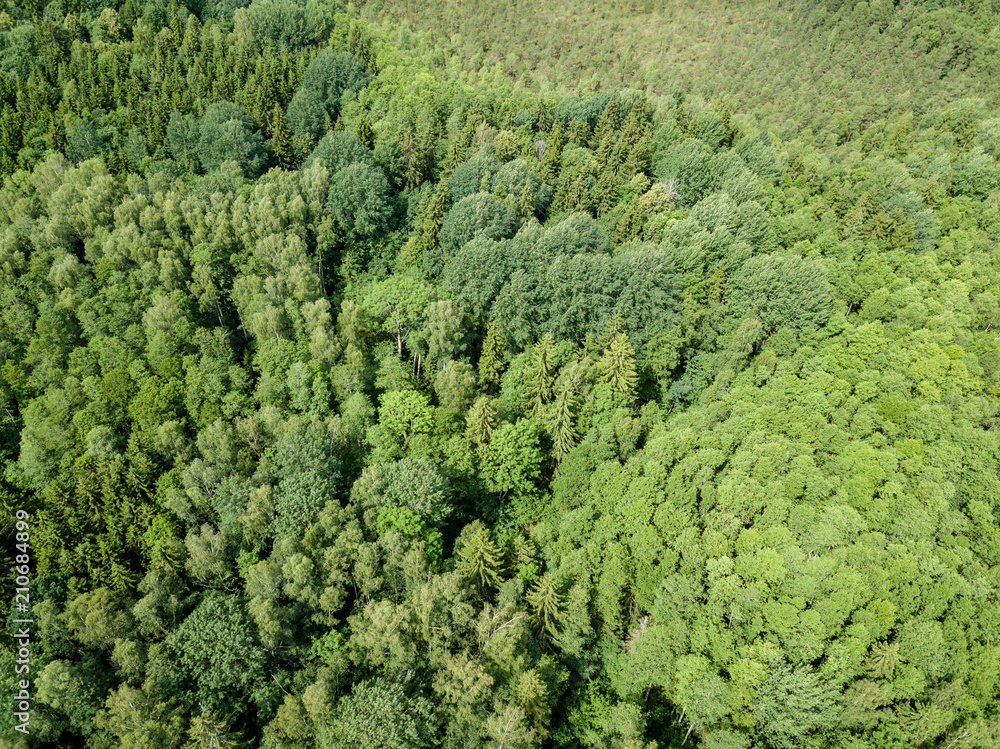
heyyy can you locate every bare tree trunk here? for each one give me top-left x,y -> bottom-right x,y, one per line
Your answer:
682,724 -> 696,745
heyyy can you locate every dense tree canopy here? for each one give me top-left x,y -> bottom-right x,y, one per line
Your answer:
1,0 -> 1000,748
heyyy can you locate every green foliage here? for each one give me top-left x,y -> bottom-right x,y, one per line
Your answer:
438,191 -> 520,259
246,0 -> 308,49
725,253 -> 832,332
198,103 -> 268,177
5,1 -> 1000,747
288,51 -> 370,140
315,678 -> 436,749
753,663 -> 840,749
327,162 -> 394,241
158,594 -> 266,713
482,419 -> 543,502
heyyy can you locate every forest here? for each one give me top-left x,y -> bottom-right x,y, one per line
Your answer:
1,0 -> 1000,746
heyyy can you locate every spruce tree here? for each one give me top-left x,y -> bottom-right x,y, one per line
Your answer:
547,384 -> 578,461
465,396 -> 497,452
269,104 -> 293,169
597,332 -> 638,404
478,320 -> 507,392
457,527 -> 505,595
526,574 -> 564,649
526,332 -> 556,410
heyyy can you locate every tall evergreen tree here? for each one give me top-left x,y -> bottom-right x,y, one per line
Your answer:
597,332 -> 638,404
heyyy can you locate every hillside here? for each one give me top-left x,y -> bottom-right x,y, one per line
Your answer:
357,0 -> 1000,141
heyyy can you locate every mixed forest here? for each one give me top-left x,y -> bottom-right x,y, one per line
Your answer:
1,0 -> 1000,747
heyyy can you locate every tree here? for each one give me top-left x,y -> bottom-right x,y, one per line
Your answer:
438,193 -> 520,259
245,0 -> 307,48
435,359 -> 476,415
273,419 -> 342,538
378,455 -> 452,528
525,332 -> 556,410
305,131 -> 373,172
288,51 -> 370,140
421,299 -> 468,366
315,678 -> 436,749
97,684 -> 186,749
158,594 -> 266,714
482,420 -> 544,502
753,662 -> 839,749
198,102 -> 267,176
360,275 -> 431,356
547,383 -> 579,460
526,574 -> 564,648
456,524 -> 505,594
409,180 -> 449,275
597,333 -> 638,404
268,104 -> 294,169
725,253 -> 831,332
367,389 -> 434,460
447,145 -> 502,202
186,705 -> 247,749
483,703 -> 535,749
327,162 -> 394,242
478,320 -> 508,391
656,138 -> 713,206
465,396 -> 498,450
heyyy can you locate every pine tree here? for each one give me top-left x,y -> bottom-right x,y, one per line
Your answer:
597,332 -> 638,404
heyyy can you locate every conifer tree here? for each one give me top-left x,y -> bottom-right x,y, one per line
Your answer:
478,320 -> 507,392
517,181 -> 536,221
597,332 -> 638,404
186,705 -> 246,749
547,384 -> 578,461
526,332 -> 556,410
457,526 -> 504,595
526,574 -> 564,648
539,122 -> 564,183
568,118 -> 591,148
269,104 -> 293,169
465,396 -> 497,452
